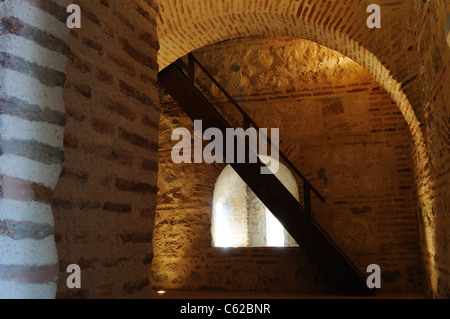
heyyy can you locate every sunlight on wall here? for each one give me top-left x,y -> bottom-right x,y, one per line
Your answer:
266,210 -> 285,247
213,201 -> 233,247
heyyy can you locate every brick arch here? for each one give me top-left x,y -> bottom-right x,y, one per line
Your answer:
157,0 -> 431,192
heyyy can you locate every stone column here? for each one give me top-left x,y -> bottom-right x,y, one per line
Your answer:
0,0 -> 70,298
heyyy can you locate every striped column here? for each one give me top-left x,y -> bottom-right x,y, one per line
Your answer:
0,0 -> 70,298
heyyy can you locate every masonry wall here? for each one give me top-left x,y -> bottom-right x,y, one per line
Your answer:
412,1 -> 450,299
52,0 -> 160,298
153,95 -> 326,293
151,37 -> 424,293
1,0 -> 447,300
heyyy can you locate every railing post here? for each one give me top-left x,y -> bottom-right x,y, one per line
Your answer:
188,53 -> 195,84
304,183 -> 312,218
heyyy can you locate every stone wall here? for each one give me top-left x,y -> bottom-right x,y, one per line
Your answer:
151,37 -> 424,293
1,0 -> 448,299
412,1 -> 450,299
155,2 -> 450,297
153,97 -> 326,292
52,0 -> 159,298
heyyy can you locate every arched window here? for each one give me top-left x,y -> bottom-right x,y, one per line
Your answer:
211,156 -> 299,247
